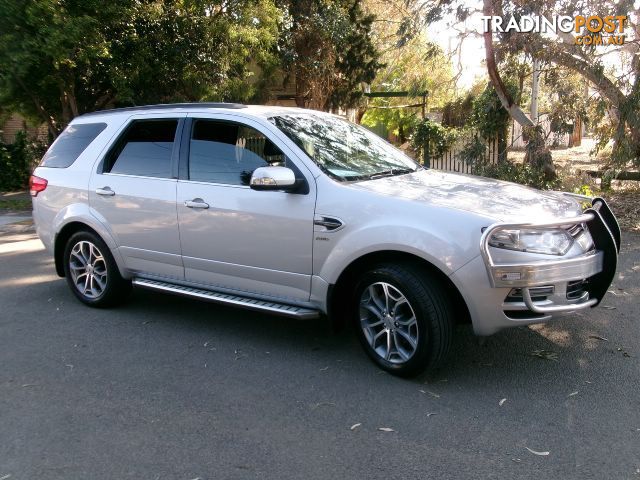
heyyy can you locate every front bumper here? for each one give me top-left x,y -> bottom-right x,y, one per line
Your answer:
479,196 -> 619,316
452,197 -> 620,335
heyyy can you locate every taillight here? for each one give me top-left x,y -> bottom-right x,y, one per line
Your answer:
29,175 -> 48,197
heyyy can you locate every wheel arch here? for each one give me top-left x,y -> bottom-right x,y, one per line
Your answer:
54,221 -> 126,278
327,250 -> 471,329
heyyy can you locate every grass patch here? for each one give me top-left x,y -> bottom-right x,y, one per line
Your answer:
0,198 -> 32,211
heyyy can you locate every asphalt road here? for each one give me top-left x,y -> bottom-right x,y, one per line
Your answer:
1,225 -> 638,480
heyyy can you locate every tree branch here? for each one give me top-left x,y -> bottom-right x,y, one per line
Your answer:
483,0 -> 533,127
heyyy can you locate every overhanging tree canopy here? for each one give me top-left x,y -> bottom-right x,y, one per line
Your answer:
402,0 -> 639,167
0,0 -> 280,137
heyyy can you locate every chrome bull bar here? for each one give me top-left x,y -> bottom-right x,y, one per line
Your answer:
480,196 -> 620,314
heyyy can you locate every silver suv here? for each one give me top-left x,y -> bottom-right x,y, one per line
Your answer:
31,103 -> 620,376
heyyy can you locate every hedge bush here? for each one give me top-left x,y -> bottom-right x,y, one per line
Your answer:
0,131 -> 47,191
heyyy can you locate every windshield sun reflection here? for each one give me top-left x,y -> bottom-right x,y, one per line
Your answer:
270,113 -> 421,182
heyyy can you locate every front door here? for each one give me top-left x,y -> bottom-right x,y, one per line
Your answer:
176,115 -> 315,301
89,115 -> 185,279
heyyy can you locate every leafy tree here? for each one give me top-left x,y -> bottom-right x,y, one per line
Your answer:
360,33 -> 454,139
401,0 -> 640,168
360,0 -> 454,139
277,0 -> 381,110
0,0 -> 280,137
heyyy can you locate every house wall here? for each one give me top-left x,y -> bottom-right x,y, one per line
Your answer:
1,113 -> 48,144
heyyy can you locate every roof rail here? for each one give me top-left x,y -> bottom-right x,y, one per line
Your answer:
79,102 -> 247,117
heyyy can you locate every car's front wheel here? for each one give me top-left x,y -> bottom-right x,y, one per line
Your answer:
63,231 -> 131,307
353,263 -> 453,377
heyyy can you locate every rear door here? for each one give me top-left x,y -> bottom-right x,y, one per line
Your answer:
89,114 -> 185,279
176,114 -> 316,301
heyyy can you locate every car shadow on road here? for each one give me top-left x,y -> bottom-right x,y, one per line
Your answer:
125,287 -> 605,390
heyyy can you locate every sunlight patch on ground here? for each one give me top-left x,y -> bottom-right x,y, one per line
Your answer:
0,238 -> 44,255
528,324 -> 573,347
0,273 -> 57,289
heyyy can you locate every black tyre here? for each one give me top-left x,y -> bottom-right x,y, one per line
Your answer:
353,263 -> 453,377
63,230 -> 131,307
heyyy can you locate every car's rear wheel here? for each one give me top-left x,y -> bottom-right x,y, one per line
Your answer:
353,263 -> 453,377
63,231 -> 131,307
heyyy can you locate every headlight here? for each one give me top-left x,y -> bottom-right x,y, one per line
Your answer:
489,228 -> 574,255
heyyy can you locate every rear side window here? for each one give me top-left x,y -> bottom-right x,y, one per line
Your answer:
104,120 -> 178,178
40,123 -> 107,168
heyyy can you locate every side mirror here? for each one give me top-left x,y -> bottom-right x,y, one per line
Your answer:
250,166 -> 300,192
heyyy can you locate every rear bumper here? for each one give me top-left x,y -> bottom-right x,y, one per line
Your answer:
455,197 -> 620,335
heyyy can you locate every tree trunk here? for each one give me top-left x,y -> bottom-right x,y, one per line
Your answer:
530,58 -> 540,124
482,0 -> 555,178
482,0 -> 533,128
68,84 -> 79,118
13,74 -> 58,138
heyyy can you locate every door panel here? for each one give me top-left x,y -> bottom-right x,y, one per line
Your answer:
176,116 -> 315,301
178,182 -> 314,299
88,115 -> 184,279
90,175 -> 182,277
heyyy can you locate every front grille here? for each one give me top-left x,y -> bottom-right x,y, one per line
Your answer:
504,310 -> 548,320
567,279 -> 588,300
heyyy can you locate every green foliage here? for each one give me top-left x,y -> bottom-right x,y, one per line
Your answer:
539,67 -> 589,148
475,160 -> 562,191
455,126 -> 559,190
0,0 -> 281,133
441,94 -> 474,128
278,0 -> 381,109
361,108 -> 419,143
0,197 -> 32,210
361,7 -> 454,136
0,131 -> 46,191
457,132 -> 485,165
470,82 -> 516,141
410,119 -> 459,158
574,184 -> 594,197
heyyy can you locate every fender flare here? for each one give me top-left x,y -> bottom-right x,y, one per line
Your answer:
52,203 -> 129,278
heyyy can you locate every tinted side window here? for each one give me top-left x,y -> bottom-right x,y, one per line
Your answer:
189,120 -> 285,185
105,120 -> 178,178
40,123 -> 107,168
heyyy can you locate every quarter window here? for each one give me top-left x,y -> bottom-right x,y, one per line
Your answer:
189,120 -> 285,185
105,120 -> 178,178
40,123 -> 107,168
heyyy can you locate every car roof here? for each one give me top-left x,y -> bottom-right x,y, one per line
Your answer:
74,103 -> 331,123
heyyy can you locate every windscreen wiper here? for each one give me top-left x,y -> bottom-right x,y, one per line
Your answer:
368,168 -> 416,180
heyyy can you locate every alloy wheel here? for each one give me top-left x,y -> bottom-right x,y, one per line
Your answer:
69,240 -> 108,299
359,282 -> 419,364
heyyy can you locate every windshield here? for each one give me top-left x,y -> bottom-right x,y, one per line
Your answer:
269,113 -> 421,182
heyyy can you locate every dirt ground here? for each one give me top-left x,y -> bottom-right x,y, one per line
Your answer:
507,137 -> 601,172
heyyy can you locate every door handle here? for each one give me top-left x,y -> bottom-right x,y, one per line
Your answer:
184,199 -> 209,209
96,187 -> 115,196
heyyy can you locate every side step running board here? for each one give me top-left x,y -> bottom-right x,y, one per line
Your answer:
132,278 -> 320,319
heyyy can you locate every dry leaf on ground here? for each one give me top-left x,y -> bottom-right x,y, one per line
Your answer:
525,447 -> 550,456
419,389 -> 440,398
589,335 -> 609,341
